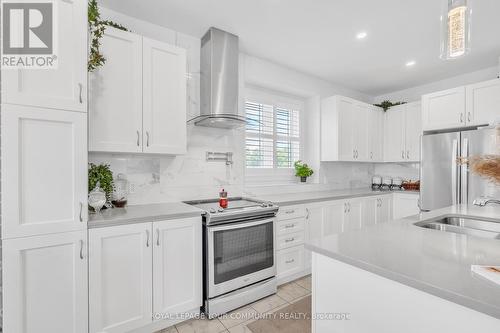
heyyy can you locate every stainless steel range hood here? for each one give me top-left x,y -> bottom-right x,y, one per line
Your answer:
188,27 -> 247,129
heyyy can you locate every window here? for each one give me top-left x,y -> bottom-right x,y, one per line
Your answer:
245,90 -> 301,172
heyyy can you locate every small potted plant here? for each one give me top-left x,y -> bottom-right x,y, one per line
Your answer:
294,160 -> 314,183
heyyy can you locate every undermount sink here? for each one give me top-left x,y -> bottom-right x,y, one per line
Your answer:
415,216 -> 500,240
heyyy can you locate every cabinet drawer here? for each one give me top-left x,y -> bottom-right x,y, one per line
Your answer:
277,206 -> 307,221
277,218 -> 305,236
277,231 -> 304,250
277,246 -> 304,279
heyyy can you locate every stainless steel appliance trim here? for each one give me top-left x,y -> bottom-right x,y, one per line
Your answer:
79,202 -> 83,222
461,137 -> 469,204
451,139 -> 459,205
207,217 -> 276,298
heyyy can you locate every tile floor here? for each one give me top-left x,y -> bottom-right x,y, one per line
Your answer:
156,275 -> 312,333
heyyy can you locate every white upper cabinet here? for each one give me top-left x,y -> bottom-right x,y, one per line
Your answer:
367,106 -> 384,162
89,28 -> 143,153
465,79 -> 500,126
89,29 -> 187,155
153,218 -> 202,317
384,102 -> 421,162
422,87 -> 466,130
143,37 -> 187,154
321,96 -> 381,162
2,231 -> 88,333
89,223 -> 153,333
1,104 -> 87,239
2,0 -> 87,112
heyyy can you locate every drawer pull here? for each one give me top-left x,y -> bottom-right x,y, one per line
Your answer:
284,210 -> 295,214
285,259 -> 295,264
284,224 -> 295,229
285,237 -> 295,243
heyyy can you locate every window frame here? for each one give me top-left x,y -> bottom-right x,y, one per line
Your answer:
244,86 -> 305,184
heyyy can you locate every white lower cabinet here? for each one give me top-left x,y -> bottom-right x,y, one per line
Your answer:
89,219 -> 202,333
2,231 -> 88,333
277,245 -> 305,282
393,193 -> 420,219
153,218 -> 202,317
89,223 -> 153,333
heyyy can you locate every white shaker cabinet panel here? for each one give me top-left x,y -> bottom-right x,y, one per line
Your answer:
376,195 -> 393,223
337,98 -> 356,161
2,231 -> 88,333
1,105 -> 87,239
89,223 -> 153,333
422,87 -> 466,130
89,27 -> 143,153
404,102 -> 422,162
153,218 -> 202,317
353,103 -> 369,161
393,194 -> 420,219
466,79 -> 500,127
344,200 -> 363,231
384,105 -> 406,162
2,0 -> 87,112
143,37 -> 187,154
322,201 -> 346,236
367,107 -> 384,162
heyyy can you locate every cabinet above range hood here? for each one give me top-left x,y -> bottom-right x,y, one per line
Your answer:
188,27 -> 247,129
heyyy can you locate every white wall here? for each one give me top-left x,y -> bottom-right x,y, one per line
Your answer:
91,7 -> 373,204
374,66 -> 499,103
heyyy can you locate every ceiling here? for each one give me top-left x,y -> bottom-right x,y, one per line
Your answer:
100,0 -> 500,96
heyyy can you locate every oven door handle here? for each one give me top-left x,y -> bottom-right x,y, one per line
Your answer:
208,218 -> 274,232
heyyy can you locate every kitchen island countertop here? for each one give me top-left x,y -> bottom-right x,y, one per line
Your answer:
306,204 -> 500,319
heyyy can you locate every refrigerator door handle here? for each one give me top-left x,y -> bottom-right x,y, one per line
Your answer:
451,139 -> 459,205
461,138 -> 469,204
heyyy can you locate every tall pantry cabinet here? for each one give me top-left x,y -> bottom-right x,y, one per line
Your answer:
0,1 -> 88,332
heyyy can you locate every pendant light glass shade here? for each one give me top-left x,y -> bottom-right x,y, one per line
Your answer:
440,0 -> 471,60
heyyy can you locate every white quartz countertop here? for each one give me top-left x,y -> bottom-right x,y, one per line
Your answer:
256,188 -> 419,206
88,202 -> 204,228
305,204 -> 500,319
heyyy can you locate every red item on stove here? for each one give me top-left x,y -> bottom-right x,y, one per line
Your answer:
219,189 -> 228,208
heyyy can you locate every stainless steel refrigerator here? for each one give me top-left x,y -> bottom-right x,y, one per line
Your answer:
420,127 -> 500,211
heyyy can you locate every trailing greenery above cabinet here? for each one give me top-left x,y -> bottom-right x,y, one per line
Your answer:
89,27 -> 187,155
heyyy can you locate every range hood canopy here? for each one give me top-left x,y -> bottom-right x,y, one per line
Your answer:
188,27 -> 247,129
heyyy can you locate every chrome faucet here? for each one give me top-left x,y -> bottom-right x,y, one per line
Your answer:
473,197 -> 500,207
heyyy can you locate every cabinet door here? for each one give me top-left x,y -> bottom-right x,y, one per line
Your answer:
89,28 -> 143,153
1,105 -> 87,239
466,79 -> 500,126
376,196 -> 393,223
361,198 -> 377,227
353,103 -> 369,161
393,194 -> 420,219
422,87 -> 466,130
89,223 -> 153,333
384,106 -> 406,162
337,98 -> 355,161
143,38 -> 187,154
404,102 -> 422,162
322,201 -> 346,236
2,0 -> 87,112
3,231 -> 88,333
345,200 -> 363,231
153,218 -> 202,316
368,107 -> 384,162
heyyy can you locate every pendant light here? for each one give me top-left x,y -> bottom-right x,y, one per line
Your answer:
440,0 -> 471,60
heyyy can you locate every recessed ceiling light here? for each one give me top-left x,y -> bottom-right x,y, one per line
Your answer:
405,60 -> 416,67
356,32 -> 367,40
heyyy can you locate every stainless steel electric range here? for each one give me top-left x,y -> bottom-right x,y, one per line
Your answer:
185,197 -> 279,317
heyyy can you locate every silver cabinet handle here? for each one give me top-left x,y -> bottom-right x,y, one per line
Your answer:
79,240 -> 84,259
284,224 -> 295,229
406,150 -> 410,159
348,202 -> 351,212
402,150 -> 405,159
460,113 -> 463,123
285,237 -> 295,243
344,203 -> 347,213
370,151 -> 373,159
356,150 -> 359,159
285,209 -> 295,214
146,230 -> 150,247
353,150 -> 356,159
285,259 -> 295,264
78,83 -> 83,103
136,130 -> 140,146
156,228 -> 160,246
79,202 -> 83,222
467,112 -> 471,122
146,131 -> 150,147
305,208 -> 310,219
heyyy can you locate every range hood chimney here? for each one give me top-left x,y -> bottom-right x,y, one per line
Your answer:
188,27 -> 247,128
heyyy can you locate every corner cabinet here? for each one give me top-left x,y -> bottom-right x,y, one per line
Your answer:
1,0 -> 87,112
384,102 -> 421,162
89,28 -> 187,155
465,79 -> 500,127
2,231 -> 88,333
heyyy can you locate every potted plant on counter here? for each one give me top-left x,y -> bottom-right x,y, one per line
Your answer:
294,160 -> 314,183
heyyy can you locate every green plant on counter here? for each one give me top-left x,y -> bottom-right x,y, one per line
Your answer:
88,0 -> 128,72
294,160 -> 314,182
88,163 -> 114,200
373,100 -> 407,112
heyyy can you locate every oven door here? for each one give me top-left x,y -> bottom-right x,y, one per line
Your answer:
207,217 -> 276,298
